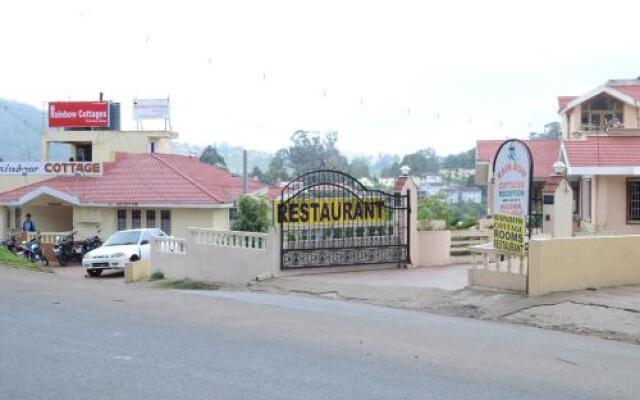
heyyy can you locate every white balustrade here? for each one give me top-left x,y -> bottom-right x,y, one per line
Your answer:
186,228 -> 268,251
152,237 -> 187,254
26,231 -> 75,244
470,243 -> 528,275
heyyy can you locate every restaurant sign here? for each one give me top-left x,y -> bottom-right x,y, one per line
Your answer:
493,213 -> 526,256
0,162 -> 102,177
276,198 -> 388,225
492,139 -> 533,218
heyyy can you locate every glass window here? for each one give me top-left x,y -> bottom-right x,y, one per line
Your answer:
146,210 -> 156,228
628,179 -> 640,222
104,230 -> 141,246
132,209 -> 141,229
161,210 -> 171,235
117,209 -> 127,231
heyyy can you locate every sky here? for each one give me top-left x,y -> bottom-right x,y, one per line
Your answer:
2,0 -> 640,157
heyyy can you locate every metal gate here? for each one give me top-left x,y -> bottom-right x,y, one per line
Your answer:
277,170 -> 410,269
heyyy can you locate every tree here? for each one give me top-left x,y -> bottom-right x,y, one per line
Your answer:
418,195 -> 453,223
529,122 -> 561,140
264,149 -> 290,184
399,148 -> 439,176
348,157 -> 371,178
380,161 -> 401,178
234,195 -> 271,233
249,166 -> 264,181
443,148 -> 475,169
199,145 -> 227,169
287,130 -> 349,176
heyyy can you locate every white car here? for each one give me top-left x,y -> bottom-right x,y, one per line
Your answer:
82,228 -> 167,277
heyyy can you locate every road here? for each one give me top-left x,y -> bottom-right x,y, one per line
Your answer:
1,267 -> 639,400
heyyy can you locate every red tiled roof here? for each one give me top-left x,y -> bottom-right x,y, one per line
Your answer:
476,139 -> 560,179
608,84 -> 640,101
0,153 -> 274,205
557,96 -> 578,112
565,136 -> 640,166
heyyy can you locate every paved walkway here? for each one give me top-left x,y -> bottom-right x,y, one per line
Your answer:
283,264 -> 471,291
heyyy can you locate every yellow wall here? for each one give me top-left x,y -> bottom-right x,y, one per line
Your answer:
623,104 -> 638,129
529,235 -> 640,295
23,205 -> 73,232
568,108 -> 581,137
171,208 -> 230,239
41,130 -> 176,163
587,176 -> 640,234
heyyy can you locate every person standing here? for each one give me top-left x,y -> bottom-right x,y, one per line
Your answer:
22,213 -> 36,232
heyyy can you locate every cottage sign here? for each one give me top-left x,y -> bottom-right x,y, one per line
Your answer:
492,140 -> 533,219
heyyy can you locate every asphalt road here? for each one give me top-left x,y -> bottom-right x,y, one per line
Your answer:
1,267 -> 639,400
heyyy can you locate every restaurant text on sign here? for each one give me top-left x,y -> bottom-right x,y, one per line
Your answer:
277,198 -> 387,225
493,213 -> 526,256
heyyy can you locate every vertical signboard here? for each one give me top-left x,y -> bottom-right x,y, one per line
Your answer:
492,140 -> 533,218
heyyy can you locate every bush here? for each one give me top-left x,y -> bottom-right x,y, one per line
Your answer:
149,271 -> 165,281
234,195 -> 271,233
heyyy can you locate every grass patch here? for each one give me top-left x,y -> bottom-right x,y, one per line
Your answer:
0,247 -> 51,272
149,271 -> 165,281
162,279 -> 220,290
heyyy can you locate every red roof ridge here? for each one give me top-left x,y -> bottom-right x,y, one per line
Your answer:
150,153 -> 224,203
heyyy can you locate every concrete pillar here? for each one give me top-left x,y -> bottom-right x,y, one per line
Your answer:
395,174 -> 419,268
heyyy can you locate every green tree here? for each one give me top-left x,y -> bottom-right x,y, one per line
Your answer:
234,195 -> 271,233
348,157 -> 371,178
399,148 -> 439,176
529,122 -> 560,140
443,148 -> 475,169
287,130 -> 349,176
380,161 -> 401,178
264,149 -> 290,184
249,166 -> 264,181
199,145 -> 227,169
418,195 -> 453,223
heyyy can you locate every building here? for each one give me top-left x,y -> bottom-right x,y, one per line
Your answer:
0,101 -> 274,240
558,78 -> 640,234
477,77 -> 640,235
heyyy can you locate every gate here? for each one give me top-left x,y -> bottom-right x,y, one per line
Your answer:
277,170 -> 410,269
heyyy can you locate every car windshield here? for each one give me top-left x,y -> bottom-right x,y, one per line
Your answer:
104,231 -> 141,246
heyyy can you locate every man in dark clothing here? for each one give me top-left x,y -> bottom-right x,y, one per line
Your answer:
22,213 -> 36,232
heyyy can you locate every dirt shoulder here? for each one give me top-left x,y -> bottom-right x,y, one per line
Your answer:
249,275 -> 640,345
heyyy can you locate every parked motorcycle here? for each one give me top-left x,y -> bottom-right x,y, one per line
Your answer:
54,232 -> 76,266
74,233 -> 102,262
2,230 -> 19,253
17,234 -> 49,266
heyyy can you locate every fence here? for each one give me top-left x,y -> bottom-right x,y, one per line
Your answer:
151,228 -> 278,284
25,231 -> 75,244
449,230 -> 490,263
467,243 -> 527,292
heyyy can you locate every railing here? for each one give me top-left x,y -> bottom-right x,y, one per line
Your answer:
152,237 -> 187,254
469,243 -> 528,275
187,228 -> 268,251
25,231 -> 74,244
450,230 -> 490,263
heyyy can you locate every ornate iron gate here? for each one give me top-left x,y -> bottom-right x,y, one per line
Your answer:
277,170 -> 410,269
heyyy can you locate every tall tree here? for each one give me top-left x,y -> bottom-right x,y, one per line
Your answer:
348,157 -> 371,178
529,122 -> 561,140
264,149 -> 290,184
399,148 -> 439,175
249,166 -> 264,181
199,145 -> 227,169
287,130 -> 348,176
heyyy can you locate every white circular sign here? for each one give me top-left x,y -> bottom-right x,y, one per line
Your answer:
492,140 -> 532,218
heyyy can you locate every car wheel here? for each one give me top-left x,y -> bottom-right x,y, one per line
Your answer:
87,269 -> 103,277
130,255 -> 139,262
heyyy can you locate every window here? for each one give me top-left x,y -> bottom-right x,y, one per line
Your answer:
146,210 -> 156,228
132,209 -> 141,229
628,179 -> 640,223
580,94 -> 624,131
580,179 -> 591,222
161,210 -> 171,235
117,209 -> 127,231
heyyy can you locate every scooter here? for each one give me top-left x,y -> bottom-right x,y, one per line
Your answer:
17,233 -> 49,266
54,231 -> 76,266
74,231 -> 102,262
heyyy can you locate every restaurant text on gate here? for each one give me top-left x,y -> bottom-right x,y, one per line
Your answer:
276,198 -> 387,225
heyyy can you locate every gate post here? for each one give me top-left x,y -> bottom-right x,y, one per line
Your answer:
395,170 -> 419,268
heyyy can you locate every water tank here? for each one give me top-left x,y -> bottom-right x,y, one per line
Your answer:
108,102 -> 121,130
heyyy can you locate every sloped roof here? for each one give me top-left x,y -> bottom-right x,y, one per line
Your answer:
564,136 -> 640,167
476,139 -> 560,179
558,80 -> 640,114
557,96 -> 578,112
0,153 -> 274,206
542,175 -> 565,193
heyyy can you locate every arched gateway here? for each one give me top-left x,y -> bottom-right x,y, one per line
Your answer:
277,170 -> 410,269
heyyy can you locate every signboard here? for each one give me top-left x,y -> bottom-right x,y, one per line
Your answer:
276,198 -> 388,225
48,101 -> 110,128
492,139 -> 533,218
493,213 -> 526,256
133,99 -> 170,120
0,162 -> 102,177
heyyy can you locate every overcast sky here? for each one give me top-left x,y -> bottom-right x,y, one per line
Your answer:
2,0 -> 640,156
